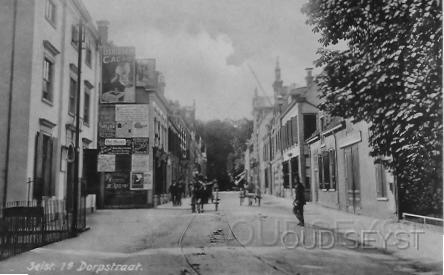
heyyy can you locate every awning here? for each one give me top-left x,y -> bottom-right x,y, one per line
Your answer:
234,171 -> 246,186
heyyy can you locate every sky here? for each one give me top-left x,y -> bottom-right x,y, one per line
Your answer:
83,0 -> 322,121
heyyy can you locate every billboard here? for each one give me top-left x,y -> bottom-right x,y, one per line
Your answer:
130,172 -> 152,190
101,47 -> 136,103
136,59 -> 157,88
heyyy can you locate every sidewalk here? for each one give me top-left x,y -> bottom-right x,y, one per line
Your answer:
264,194 -> 443,266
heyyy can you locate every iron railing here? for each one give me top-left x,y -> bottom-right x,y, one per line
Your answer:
0,198 -> 86,260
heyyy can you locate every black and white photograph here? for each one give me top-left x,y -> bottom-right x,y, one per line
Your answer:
0,0 -> 442,274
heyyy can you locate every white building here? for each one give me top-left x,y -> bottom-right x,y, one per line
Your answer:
0,0 -> 101,206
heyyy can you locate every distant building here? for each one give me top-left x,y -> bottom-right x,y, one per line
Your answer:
0,0 -> 101,206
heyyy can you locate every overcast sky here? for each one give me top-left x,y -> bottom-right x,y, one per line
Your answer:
83,0 -> 321,121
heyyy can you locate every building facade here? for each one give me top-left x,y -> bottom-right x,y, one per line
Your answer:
0,0 -> 101,207
246,59 -> 397,219
307,116 -> 397,218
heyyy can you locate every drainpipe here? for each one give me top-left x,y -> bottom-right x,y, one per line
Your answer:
72,21 -> 83,235
333,132 -> 340,208
4,0 -> 18,208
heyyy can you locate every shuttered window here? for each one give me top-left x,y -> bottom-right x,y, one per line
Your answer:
375,160 -> 387,198
329,150 -> 336,190
292,116 -> 298,145
318,150 -> 336,190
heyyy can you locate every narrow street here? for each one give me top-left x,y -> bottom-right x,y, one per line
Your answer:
0,192 -> 436,275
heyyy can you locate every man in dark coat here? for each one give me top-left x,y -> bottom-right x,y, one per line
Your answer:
293,177 -> 306,226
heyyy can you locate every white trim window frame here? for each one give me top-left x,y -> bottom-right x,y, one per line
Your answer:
45,0 -> 56,27
42,56 -> 55,103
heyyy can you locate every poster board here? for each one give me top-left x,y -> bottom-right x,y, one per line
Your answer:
101,47 -> 136,103
131,154 -> 150,172
97,154 -> 116,172
130,171 -> 152,190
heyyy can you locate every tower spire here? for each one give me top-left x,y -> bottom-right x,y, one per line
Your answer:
275,57 -> 281,81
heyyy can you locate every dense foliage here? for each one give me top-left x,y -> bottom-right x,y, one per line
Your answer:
196,119 -> 252,190
302,0 -> 442,216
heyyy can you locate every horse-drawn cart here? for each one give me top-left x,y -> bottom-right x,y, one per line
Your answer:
191,180 -> 220,213
239,190 -> 261,206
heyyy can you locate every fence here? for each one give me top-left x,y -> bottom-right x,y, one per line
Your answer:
402,212 -> 444,227
0,198 -> 86,260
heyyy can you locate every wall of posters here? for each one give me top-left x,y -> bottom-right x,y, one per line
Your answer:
101,47 -> 136,103
97,154 -> 116,172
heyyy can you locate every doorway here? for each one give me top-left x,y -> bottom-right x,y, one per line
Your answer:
344,144 -> 361,214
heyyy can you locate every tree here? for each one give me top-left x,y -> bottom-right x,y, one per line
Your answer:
196,119 -> 252,190
302,0 -> 442,216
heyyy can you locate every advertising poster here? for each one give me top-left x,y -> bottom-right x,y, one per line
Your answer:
115,104 -> 149,123
133,138 -> 149,154
130,172 -> 144,190
99,138 -> 133,154
97,154 -> 116,172
136,59 -> 157,88
131,154 -> 149,172
115,121 -> 133,138
131,121 -> 149,137
99,105 -> 116,122
104,172 -> 130,191
130,172 -> 152,190
99,122 -> 116,138
101,47 -> 136,103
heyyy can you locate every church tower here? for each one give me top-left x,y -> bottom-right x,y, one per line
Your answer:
273,58 -> 284,99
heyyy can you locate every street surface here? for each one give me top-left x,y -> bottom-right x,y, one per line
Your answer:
0,192 -> 440,275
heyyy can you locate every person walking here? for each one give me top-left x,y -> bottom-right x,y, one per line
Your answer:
169,182 -> 177,206
293,177 -> 306,226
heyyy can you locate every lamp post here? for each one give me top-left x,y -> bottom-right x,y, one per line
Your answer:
72,21 -> 83,235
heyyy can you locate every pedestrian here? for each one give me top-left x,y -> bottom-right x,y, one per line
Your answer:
176,180 -> 183,206
169,182 -> 177,206
293,177 -> 306,226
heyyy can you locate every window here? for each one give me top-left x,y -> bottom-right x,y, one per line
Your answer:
42,58 -> 54,102
69,78 -> 77,115
45,0 -> 56,26
71,24 -> 79,47
329,150 -> 337,190
304,114 -> 317,139
375,160 -> 387,198
318,150 -> 337,190
85,39 -> 92,67
291,116 -> 298,145
34,132 -> 55,199
83,88 -> 90,125
322,153 -> 330,189
320,116 -> 326,132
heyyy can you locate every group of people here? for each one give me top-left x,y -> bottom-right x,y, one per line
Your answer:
169,181 -> 185,206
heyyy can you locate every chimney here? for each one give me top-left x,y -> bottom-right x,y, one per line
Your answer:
305,67 -> 314,87
96,20 -> 110,44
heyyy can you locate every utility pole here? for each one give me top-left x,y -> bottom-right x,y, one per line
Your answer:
4,0 -> 18,208
72,21 -> 83,235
